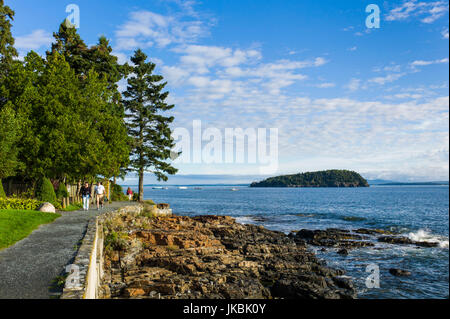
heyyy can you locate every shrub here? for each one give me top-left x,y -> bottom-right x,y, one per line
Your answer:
111,183 -> 128,201
35,178 -> 57,204
132,192 -> 139,201
0,180 -> 5,198
56,183 -> 69,199
104,231 -> 128,252
0,197 -> 44,210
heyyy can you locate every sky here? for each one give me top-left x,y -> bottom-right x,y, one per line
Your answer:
8,0 -> 449,184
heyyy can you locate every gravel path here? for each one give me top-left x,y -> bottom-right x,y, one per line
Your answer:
0,201 -> 136,299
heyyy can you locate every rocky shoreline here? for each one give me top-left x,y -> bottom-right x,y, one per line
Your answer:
100,213 -> 357,299
99,209 -> 442,299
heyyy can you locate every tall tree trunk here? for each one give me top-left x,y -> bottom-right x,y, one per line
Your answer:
139,168 -> 144,202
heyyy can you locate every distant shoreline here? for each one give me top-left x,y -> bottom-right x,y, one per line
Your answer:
376,182 -> 449,186
119,183 -> 449,188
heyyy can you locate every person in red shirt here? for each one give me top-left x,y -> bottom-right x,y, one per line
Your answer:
127,187 -> 133,201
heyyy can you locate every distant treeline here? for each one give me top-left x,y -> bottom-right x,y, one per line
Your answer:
250,170 -> 369,188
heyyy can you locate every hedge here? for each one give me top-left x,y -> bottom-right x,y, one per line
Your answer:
0,197 -> 44,210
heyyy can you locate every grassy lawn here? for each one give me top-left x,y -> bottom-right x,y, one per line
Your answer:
0,210 -> 61,250
60,203 -> 83,211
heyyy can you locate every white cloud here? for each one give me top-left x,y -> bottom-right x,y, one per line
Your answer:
386,1 -> 449,24
315,82 -> 335,88
159,42 -> 327,97
348,46 -> 357,51
168,89 -> 449,179
15,29 -> 53,50
345,78 -> 361,91
442,27 -> 449,39
369,73 -> 405,85
174,45 -> 262,74
115,10 -> 212,50
411,57 -> 449,66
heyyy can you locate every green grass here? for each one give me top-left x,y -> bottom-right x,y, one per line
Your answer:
0,210 -> 61,250
60,203 -> 83,211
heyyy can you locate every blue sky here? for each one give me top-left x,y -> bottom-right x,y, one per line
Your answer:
8,0 -> 449,184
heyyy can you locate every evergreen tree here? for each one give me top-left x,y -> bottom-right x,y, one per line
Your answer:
0,0 -> 18,78
0,105 -> 21,179
48,24 -> 131,180
49,22 -> 90,78
0,0 -> 20,169
123,49 -> 177,201
5,51 -> 129,182
36,177 -> 57,203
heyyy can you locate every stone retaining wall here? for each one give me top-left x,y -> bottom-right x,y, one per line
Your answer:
61,204 -> 172,299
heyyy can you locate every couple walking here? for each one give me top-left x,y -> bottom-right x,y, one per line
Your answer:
80,181 -> 106,211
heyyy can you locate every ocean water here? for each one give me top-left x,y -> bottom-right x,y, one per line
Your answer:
132,185 -> 449,299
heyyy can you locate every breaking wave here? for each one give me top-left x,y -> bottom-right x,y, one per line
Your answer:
407,229 -> 449,249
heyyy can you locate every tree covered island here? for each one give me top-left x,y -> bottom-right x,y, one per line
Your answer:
250,170 -> 369,188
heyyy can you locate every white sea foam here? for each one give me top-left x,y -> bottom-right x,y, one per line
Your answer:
407,229 -> 449,248
235,216 -> 255,225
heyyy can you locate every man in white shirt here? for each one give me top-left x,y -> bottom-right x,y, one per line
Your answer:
94,182 -> 106,210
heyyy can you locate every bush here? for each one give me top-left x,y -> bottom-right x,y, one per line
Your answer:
111,183 -> 128,201
104,231 -> 128,252
35,178 -> 57,204
0,180 -> 5,198
56,183 -> 69,199
132,192 -> 139,201
0,197 -> 44,210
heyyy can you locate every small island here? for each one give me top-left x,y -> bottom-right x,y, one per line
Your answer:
250,170 -> 369,188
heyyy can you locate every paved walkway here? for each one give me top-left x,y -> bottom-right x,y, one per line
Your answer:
0,201 -> 136,299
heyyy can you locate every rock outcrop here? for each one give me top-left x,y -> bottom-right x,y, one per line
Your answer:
389,268 -> 412,277
100,214 -> 357,299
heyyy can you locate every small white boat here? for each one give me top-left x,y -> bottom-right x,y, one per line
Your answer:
152,186 -> 163,189
178,186 -> 188,190
231,188 -> 239,191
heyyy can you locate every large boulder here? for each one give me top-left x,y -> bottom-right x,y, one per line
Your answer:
38,202 -> 56,213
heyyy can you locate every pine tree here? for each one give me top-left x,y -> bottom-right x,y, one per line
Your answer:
0,0 -> 18,78
0,1 -> 23,180
48,24 -> 131,180
123,49 -> 177,201
0,105 -> 21,179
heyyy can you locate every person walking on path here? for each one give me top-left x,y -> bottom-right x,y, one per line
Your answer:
94,181 -> 106,210
80,182 -> 91,211
127,187 -> 133,201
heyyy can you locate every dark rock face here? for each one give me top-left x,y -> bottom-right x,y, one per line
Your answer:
389,269 -> 412,277
378,236 -> 439,247
100,214 -> 356,299
378,236 -> 414,245
295,228 -> 374,249
337,248 -> 349,255
354,228 -> 393,236
294,228 -> 439,251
